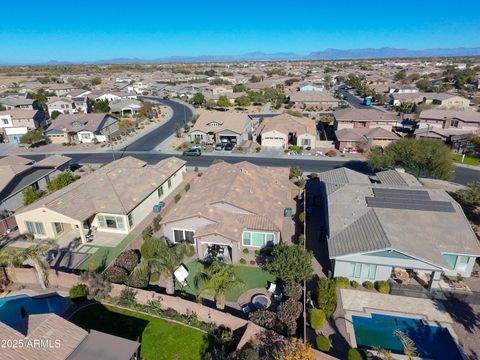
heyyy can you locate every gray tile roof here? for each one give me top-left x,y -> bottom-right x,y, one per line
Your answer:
317,167 -> 371,185
328,209 -> 390,257
375,170 -> 408,187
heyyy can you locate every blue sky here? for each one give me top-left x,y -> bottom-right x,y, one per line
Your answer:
1,0 -> 479,64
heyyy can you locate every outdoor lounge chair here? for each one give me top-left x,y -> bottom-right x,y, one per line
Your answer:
267,282 -> 277,293
273,293 -> 283,302
242,305 -> 251,314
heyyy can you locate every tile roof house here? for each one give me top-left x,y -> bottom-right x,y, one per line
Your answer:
47,97 -> 75,116
1,313 -> 139,360
0,108 -> 46,144
160,161 -> 300,264
0,155 -> 71,216
318,167 -> 480,289
389,92 -> 470,109
15,156 -> 186,244
0,95 -> 39,110
109,99 -> 143,116
415,109 -> 480,142
289,91 -> 340,110
333,108 -> 398,131
255,113 -> 317,149
335,126 -> 400,151
188,111 -> 256,145
45,113 -> 119,144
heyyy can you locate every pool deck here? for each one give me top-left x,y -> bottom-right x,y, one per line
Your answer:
340,289 -> 467,360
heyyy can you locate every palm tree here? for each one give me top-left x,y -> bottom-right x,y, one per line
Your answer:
132,237 -> 193,295
0,238 -> 57,289
394,330 -> 417,359
0,247 -> 20,283
195,260 -> 244,310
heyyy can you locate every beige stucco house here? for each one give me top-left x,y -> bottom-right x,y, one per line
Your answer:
255,113 -> 317,149
333,108 -> 398,131
15,156 -> 186,243
160,161 -> 300,264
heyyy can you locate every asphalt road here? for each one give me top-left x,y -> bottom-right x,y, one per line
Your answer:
337,87 -> 369,109
120,97 -> 193,151
19,151 -> 479,185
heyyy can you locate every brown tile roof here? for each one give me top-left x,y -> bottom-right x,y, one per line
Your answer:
333,108 -> 398,122
18,156 -> 186,221
256,113 -> 316,137
162,161 -> 298,242
289,91 -> 338,102
189,111 -> 251,135
335,127 -> 399,141
1,314 -> 87,360
420,109 -> 480,123
34,155 -> 72,168
47,113 -> 116,133
0,108 -> 39,119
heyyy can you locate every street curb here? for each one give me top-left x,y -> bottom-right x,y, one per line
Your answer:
454,163 -> 480,172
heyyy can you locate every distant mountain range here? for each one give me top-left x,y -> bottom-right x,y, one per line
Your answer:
5,47 -> 480,66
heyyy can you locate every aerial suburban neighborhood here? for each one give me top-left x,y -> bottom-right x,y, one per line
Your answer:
0,2 -> 480,360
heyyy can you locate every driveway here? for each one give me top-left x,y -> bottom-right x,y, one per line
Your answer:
260,147 -> 284,157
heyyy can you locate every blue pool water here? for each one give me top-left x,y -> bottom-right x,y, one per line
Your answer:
352,313 -> 463,360
0,294 -> 67,328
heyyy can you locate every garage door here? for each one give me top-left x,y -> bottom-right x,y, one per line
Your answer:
220,135 -> 238,143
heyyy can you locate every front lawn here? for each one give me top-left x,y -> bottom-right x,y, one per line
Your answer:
451,154 -> 480,166
78,234 -> 135,271
70,303 -> 212,360
177,261 -> 275,302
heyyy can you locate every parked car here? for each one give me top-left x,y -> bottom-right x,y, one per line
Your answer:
224,143 -> 234,151
214,143 -> 225,151
182,148 -> 201,156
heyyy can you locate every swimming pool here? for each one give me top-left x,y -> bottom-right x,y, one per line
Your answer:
0,294 -> 67,328
352,313 -> 463,360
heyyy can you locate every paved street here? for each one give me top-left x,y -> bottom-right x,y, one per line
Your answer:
120,97 -> 193,151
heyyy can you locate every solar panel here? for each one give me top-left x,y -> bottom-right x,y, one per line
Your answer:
373,188 -> 431,199
366,197 -> 455,212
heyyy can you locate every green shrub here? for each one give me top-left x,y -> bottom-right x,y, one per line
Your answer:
254,249 -> 261,256
363,281 -> 373,290
184,183 -> 190,192
310,308 -> 326,331
315,335 -> 333,352
103,265 -> 128,284
350,280 -> 360,288
298,234 -> 305,246
118,287 -> 137,307
142,225 -> 153,241
69,284 -> 88,302
284,282 -> 303,300
149,272 -> 160,283
375,280 -> 391,294
348,348 -> 367,360
239,258 -> 247,264
243,248 -> 249,254
334,277 -> 350,288
174,194 -> 182,203
255,146 -> 261,153
297,178 -> 306,189
308,172 -> 318,179
152,215 -> 162,231
114,249 -> 140,272
317,278 -> 337,317
298,212 -> 305,223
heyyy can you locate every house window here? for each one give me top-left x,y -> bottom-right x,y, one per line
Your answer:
158,185 -> 164,197
168,179 -> 172,189
242,232 -> 251,246
128,213 -> 134,227
173,229 -> 195,244
2,119 -> 8,125
80,133 -> 90,140
97,215 -> 125,230
450,120 -> 459,128
353,263 -> 362,278
367,264 -> 377,280
442,254 -> 470,272
301,138 -> 310,146
26,221 -> 45,235
242,231 -> 275,247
